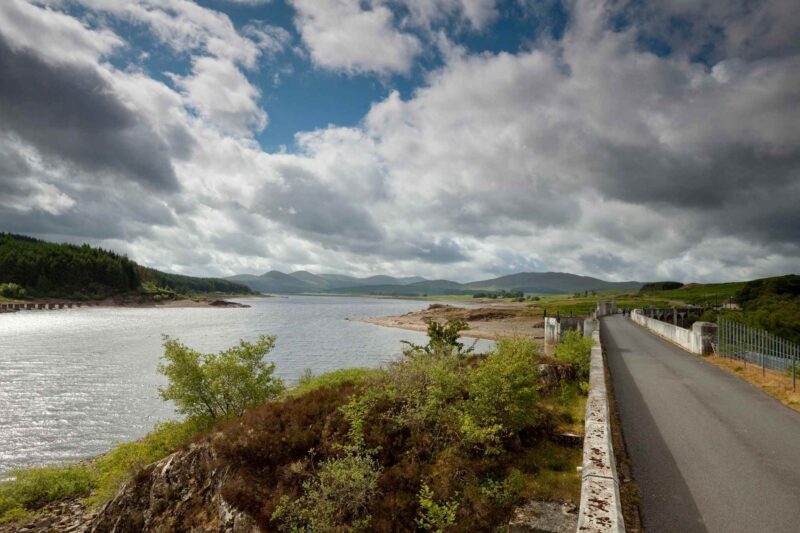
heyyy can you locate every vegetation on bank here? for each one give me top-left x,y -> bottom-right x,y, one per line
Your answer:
0,321 -> 591,530
0,232 -> 253,300
698,275 -> 800,343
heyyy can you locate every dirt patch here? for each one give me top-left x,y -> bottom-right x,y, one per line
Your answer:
356,304 -> 544,341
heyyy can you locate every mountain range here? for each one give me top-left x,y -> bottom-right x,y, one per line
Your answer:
226,270 -> 642,296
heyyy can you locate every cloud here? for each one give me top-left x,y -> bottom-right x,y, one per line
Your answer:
290,0 -> 421,74
172,56 -> 268,136
1,0 -> 798,284
0,33 -> 178,190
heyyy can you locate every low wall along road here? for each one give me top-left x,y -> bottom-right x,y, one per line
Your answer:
630,309 -> 717,355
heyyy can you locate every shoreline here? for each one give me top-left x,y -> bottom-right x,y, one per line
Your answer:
0,297 -> 250,313
354,303 -> 545,342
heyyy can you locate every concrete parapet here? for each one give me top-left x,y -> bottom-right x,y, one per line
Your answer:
631,310 -> 717,355
576,329 -> 625,532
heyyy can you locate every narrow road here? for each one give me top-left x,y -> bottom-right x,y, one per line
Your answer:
603,315 -> 800,533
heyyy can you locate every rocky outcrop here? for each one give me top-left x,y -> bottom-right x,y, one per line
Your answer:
537,362 -> 577,392
88,443 -> 258,533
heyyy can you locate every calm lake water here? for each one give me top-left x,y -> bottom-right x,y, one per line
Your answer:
0,296 -> 493,474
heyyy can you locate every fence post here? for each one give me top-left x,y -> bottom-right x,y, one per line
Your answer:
793,342 -> 797,391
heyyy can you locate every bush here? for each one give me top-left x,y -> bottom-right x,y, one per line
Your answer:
0,282 -> 26,299
462,337 -> 542,454
416,483 -> 459,532
272,453 -> 382,532
0,465 -> 95,523
554,330 -> 593,381
292,367 -> 384,397
158,335 -> 285,419
640,281 -> 684,292
402,319 -> 475,356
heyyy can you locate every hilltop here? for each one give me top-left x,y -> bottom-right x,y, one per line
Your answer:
0,233 -> 252,301
226,270 -> 642,296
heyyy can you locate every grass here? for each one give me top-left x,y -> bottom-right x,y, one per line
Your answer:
290,367 -> 384,397
0,417 -> 212,524
0,465 -> 95,523
705,354 -> 800,412
518,441 -> 582,503
541,381 -> 587,435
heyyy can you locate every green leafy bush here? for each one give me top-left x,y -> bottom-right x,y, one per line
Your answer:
554,330 -> 593,380
272,453 -> 382,532
0,282 -> 26,299
158,335 -> 285,419
461,337 -> 542,454
292,367 -> 383,397
416,483 -> 459,532
402,319 -> 475,356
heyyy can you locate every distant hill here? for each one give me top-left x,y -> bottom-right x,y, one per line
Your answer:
465,272 -> 642,294
227,270 -> 431,294
0,233 -> 252,299
227,269 -> 642,296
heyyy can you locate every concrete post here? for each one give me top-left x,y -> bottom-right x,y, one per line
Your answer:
583,318 -> 599,337
544,317 -> 560,348
691,322 -> 718,355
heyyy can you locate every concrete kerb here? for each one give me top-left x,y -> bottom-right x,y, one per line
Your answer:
576,328 -> 625,532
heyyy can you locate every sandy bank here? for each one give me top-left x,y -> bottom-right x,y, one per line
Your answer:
356,303 -> 544,342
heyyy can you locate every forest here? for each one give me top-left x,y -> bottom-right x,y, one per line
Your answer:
0,233 -> 251,299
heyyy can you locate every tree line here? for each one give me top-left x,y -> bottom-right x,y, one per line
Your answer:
0,233 -> 251,299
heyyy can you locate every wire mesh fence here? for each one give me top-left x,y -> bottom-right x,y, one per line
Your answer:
717,317 -> 798,389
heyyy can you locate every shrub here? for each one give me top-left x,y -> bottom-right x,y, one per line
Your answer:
292,367 -> 383,397
462,337 -> 542,454
640,281 -> 684,292
416,483 -> 459,532
0,465 -> 95,523
554,330 -> 593,381
272,453 -> 382,532
479,469 -> 526,506
0,283 -> 25,299
158,335 -> 285,419
403,319 -> 475,356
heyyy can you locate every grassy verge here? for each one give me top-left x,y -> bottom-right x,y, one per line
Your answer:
705,354 -> 800,412
0,417 -> 212,524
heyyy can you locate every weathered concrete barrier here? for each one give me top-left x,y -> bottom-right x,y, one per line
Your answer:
545,316 -> 585,348
631,309 -> 717,355
596,301 -> 617,317
577,328 -> 625,532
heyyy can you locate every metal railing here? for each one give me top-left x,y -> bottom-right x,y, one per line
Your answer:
717,317 -> 798,390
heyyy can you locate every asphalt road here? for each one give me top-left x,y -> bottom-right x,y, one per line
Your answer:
603,315 -> 800,533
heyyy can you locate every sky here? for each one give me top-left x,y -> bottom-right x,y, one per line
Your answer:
0,0 -> 798,283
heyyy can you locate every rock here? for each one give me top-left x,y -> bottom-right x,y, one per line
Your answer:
507,500 -> 578,533
537,362 -> 577,392
87,442 -> 260,533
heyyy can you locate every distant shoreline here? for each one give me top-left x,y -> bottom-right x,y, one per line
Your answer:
0,296 -> 250,313
355,302 -> 544,342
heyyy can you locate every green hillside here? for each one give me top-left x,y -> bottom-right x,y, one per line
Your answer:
0,233 -> 252,300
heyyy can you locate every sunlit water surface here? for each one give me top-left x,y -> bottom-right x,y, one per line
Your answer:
0,296 -> 493,474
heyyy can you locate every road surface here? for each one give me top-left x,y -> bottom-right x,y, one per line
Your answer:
603,314 -> 800,533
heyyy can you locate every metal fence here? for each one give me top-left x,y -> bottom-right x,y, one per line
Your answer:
717,317 -> 798,389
